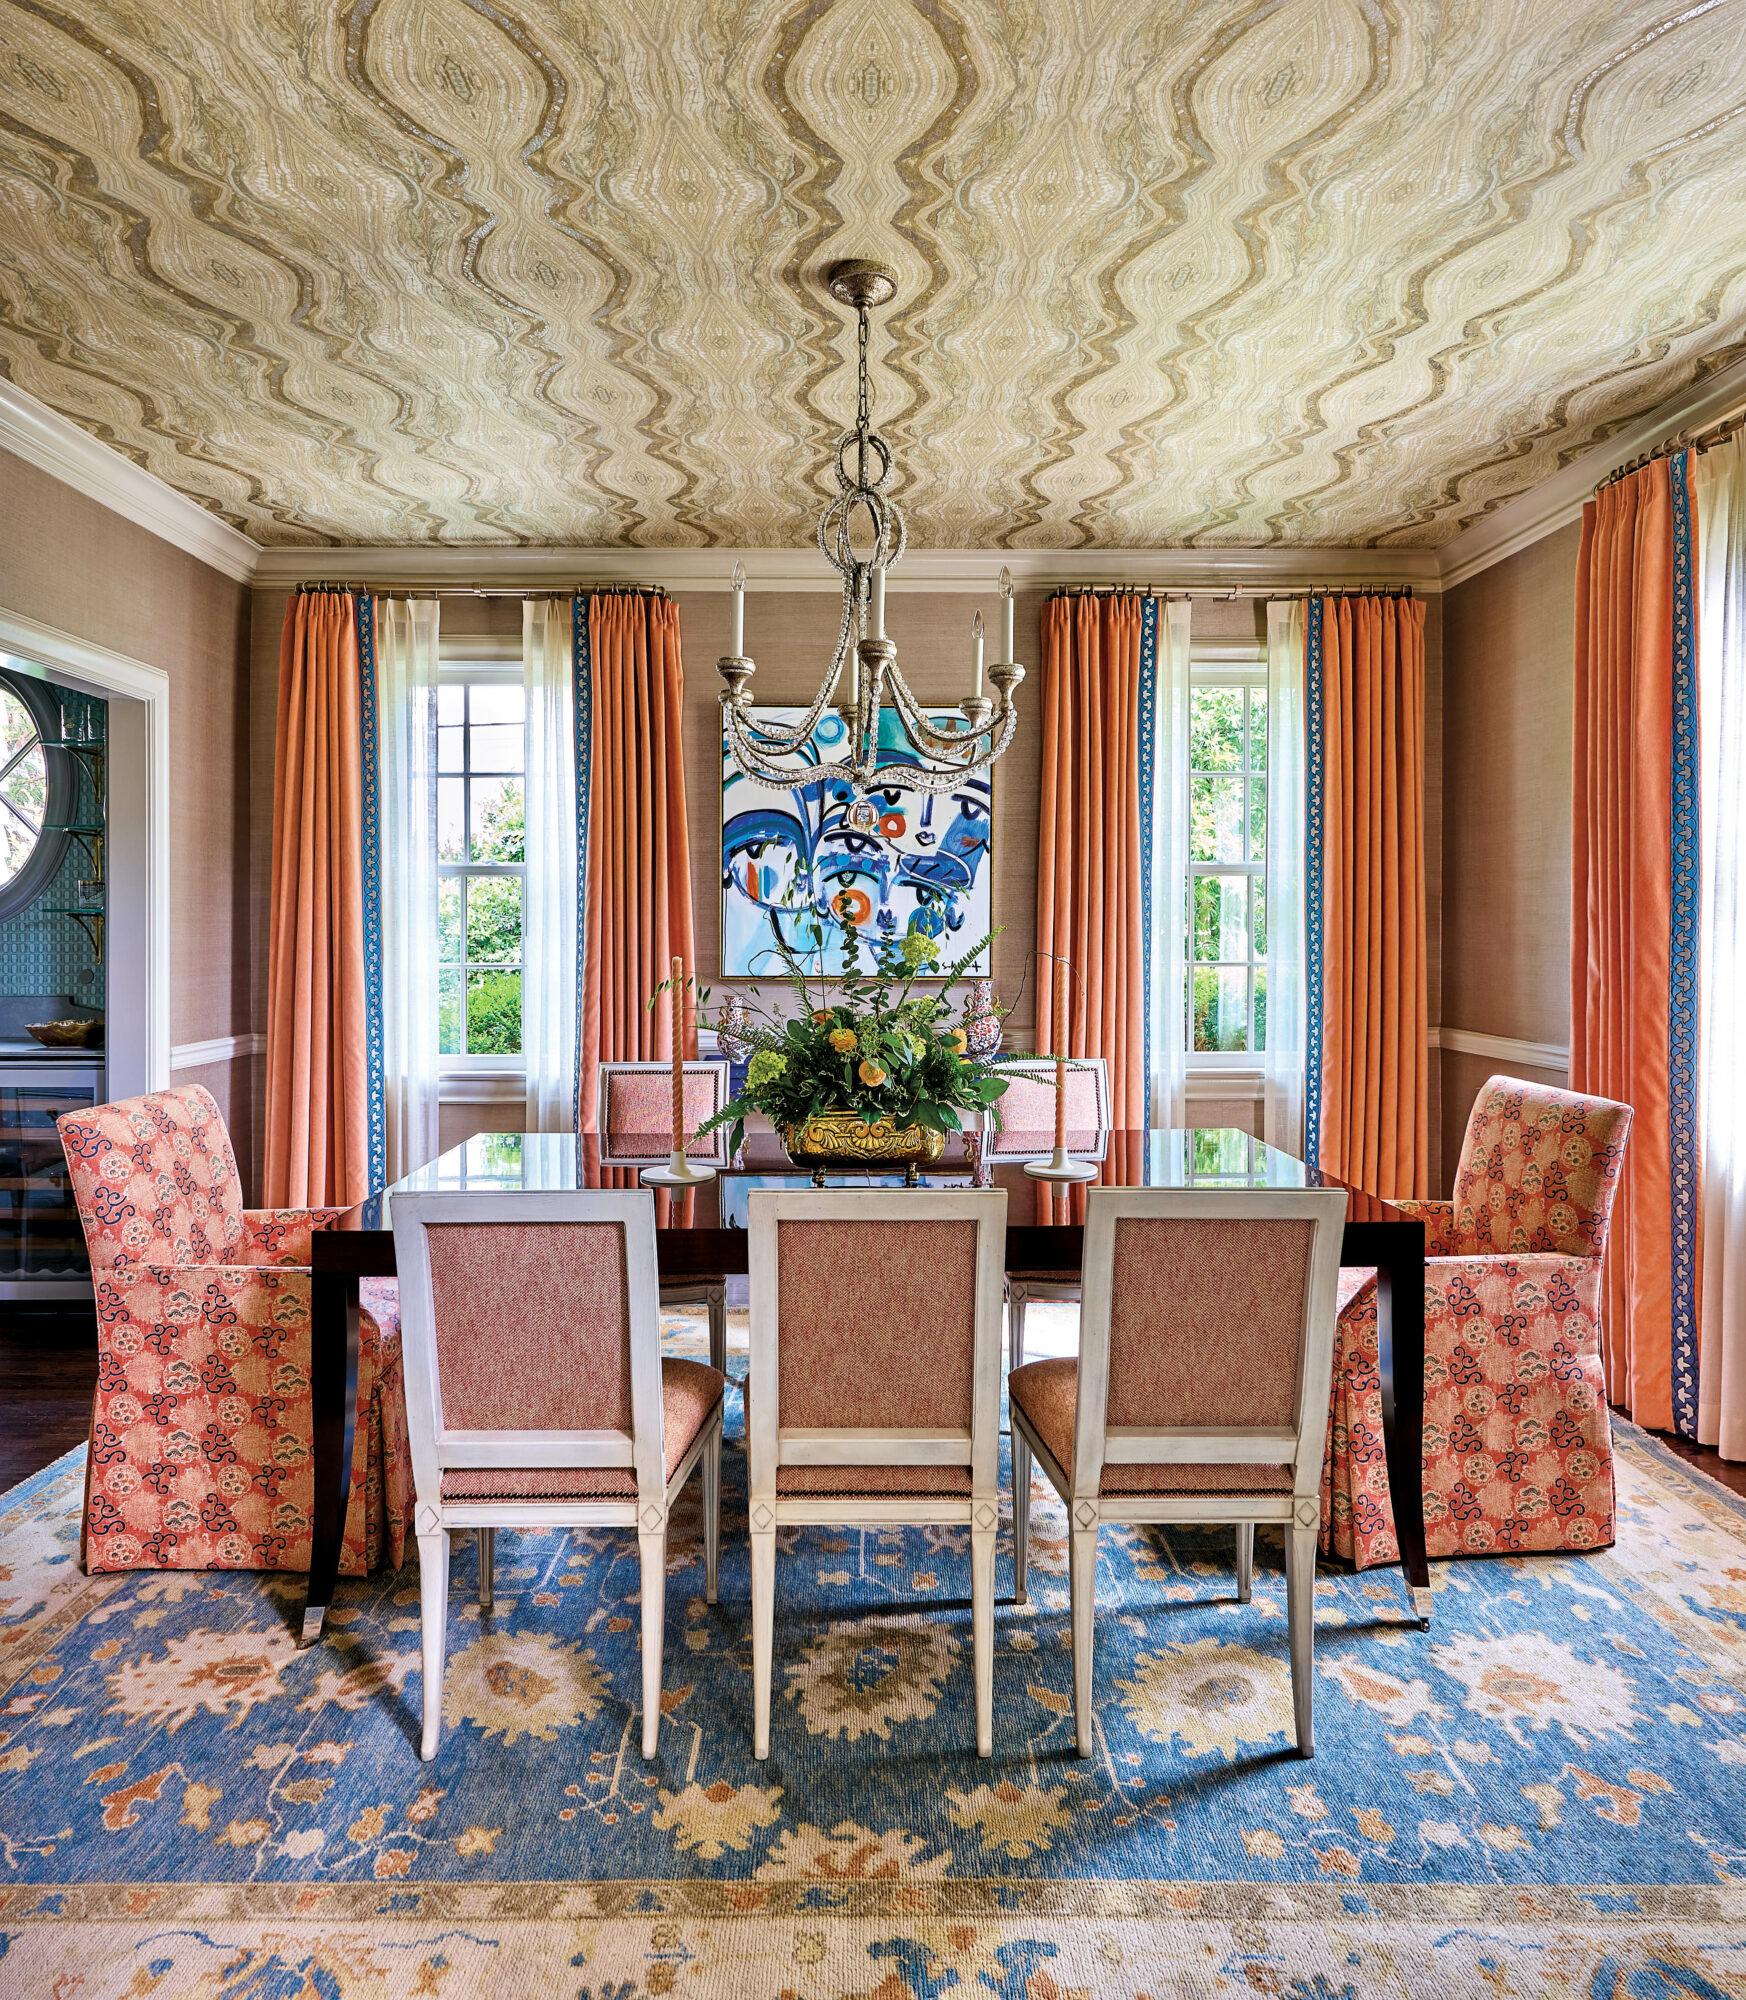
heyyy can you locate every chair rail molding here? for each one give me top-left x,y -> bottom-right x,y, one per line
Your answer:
170,1033 -> 266,1070
0,605 -> 172,1096
1431,1025 -> 1569,1074
0,379 -> 258,585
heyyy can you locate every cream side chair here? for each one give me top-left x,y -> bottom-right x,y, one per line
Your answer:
392,1189 -> 725,1761
985,1056 -> 1111,1384
596,1059 -> 733,1374
1010,1186 -> 1348,1759
746,1188 -> 1008,1760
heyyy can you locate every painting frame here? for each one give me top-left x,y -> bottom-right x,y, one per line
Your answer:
719,705 -> 995,982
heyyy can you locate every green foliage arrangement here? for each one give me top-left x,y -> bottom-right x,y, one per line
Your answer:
692,913 -> 1011,1160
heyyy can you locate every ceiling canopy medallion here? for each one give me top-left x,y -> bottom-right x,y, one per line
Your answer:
718,261 -> 1020,812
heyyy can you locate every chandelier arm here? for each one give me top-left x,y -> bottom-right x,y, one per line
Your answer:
728,593 -> 857,753
882,660 -> 1001,750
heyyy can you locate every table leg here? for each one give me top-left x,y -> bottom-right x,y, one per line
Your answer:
1375,1252 -> 1432,1627
303,1269 -> 361,1648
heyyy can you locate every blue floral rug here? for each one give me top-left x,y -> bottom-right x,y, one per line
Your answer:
2,1311 -> 1745,1996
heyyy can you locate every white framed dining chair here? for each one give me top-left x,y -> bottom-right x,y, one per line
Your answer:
746,1187 -> 1008,1759
989,1055 -> 1112,1385
392,1189 -> 725,1761
1009,1185 -> 1348,1758
595,1059 -> 733,1373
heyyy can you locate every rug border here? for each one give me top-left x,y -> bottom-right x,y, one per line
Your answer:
1613,1415 -> 1746,1528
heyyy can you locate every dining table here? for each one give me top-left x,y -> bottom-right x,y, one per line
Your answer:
303,1126 -> 1429,1645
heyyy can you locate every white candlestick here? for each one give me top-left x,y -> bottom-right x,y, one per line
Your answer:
731,560 -> 745,656
999,565 -> 1014,662
971,609 -> 984,698
871,564 -> 885,641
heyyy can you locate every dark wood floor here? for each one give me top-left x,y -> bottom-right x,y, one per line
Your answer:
0,1306 -> 97,1491
3,1311 -> 1746,1503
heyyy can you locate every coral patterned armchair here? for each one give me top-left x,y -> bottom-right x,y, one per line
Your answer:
58,1084 -> 411,1577
1321,1075 -> 1632,1569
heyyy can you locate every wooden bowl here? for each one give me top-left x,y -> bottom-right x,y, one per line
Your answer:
24,1020 -> 103,1049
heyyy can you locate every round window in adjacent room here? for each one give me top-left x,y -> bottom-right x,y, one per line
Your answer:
0,670 -> 74,920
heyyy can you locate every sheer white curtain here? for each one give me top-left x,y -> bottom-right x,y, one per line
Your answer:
377,597 -> 442,1181
1149,599 -> 1192,1126
1262,599 -> 1308,1153
1698,435 -> 1746,1461
522,597 -> 578,1132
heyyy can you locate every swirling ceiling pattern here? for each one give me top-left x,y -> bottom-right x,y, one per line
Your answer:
0,0 -> 1743,550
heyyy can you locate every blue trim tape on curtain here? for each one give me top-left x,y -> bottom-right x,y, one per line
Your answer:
1137,594 -> 1159,1130
1669,448 -> 1701,1436
1303,599 -> 1325,1172
356,589 -> 387,1192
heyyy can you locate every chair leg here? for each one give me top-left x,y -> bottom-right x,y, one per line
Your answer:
971,1519 -> 996,1758
706,1284 -> 727,1377
477,1527 -> 495,1612
1235,1522 -> 1253,1604
638,1525 -> 667,1759
751,1526 -> 776,1760
1009,1284 -> 1027,1372
703,1423 -> 721,1606
1069,1520 -> 1098,1758
417,1527 -> 450,1762
1285,1523 -> 1316,1757
1012,1430 -> 1032,1606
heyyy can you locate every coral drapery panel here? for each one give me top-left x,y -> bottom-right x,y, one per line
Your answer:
1571,454 -> 1699,1431
1312,595 -> 1430,1201
264,590 -> 371,1208
1036,593 -> 1147,1129
577,592 -> 697,1130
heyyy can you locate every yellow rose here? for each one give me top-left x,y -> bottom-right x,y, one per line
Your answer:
829,1028 -> 858,1053
948,1028 -> 968,1053
857,1060 -> 887,1087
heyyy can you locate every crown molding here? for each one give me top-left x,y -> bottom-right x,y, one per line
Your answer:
0,378 -> 260,585
1434,346 -> 1746,592
251,542 -> 1443,593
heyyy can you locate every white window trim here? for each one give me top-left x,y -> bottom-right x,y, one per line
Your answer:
1186,641 -> 1267,1095
439,644 -> 530,1087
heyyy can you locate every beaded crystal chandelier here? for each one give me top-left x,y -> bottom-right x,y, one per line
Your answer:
717,261 -> 1023,827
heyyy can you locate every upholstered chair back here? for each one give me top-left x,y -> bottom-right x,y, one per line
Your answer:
986,1056 -> 1111,1159
58,1084 -> 247,1269
772,1215 -> 980,1431
1070,1187 -> 1350,1502
1449,1075 -> 1633,1259
1104,1213 -> 1317,1433
422,1221 -> 634,1433
392,1190 -> 667,1507
596,1061 -> 731,1163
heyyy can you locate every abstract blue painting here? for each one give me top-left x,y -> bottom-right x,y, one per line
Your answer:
721,706 -> 993,978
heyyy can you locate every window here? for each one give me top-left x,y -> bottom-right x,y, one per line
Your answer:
0,670 -> 73,920
1188,660 -> 1267,1056
437,673 -> 525,1057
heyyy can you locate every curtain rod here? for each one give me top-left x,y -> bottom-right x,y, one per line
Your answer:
1049,583 -> 1416,601
291,583 -> 668,600
1595,403 -> 1746,494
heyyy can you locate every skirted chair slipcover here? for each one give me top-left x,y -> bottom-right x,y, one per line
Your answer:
1321,1075 -> 1633,1569
59,1084 -> 411,1575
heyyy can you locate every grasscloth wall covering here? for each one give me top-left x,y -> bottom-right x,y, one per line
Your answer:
0,446 -> 254,1159
2,2 -> 1744,551
1439,525 -> 1580,1175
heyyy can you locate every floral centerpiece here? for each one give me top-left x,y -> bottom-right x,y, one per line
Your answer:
698,913 -> 1011,1178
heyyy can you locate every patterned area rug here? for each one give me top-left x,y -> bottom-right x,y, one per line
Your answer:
2,1309 -> 1745,1997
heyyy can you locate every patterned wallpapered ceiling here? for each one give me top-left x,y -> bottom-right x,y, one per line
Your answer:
1,1 -> 1744,552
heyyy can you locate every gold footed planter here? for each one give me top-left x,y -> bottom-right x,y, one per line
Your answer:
780,1110 -> 948,1186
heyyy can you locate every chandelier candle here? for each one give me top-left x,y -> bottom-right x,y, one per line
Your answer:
1000,566 -> 1014,663
972,610 -> 984,699
731,561 -> 745,657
